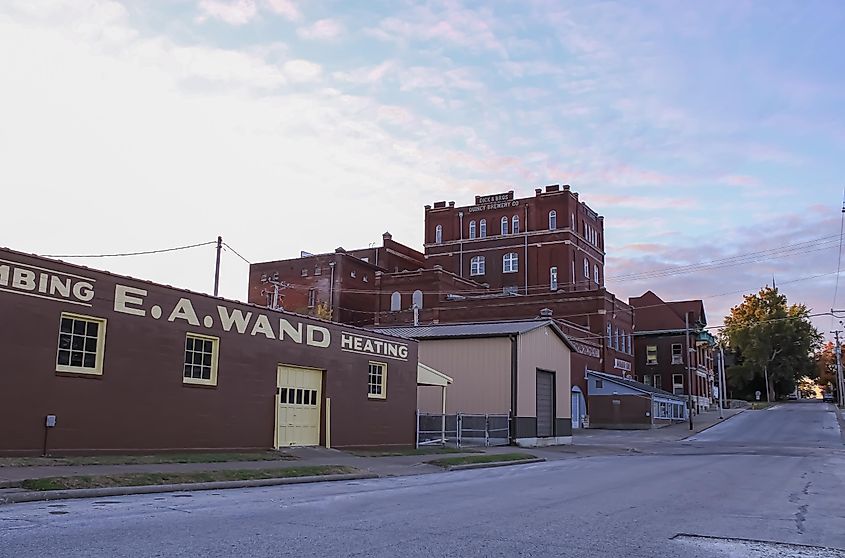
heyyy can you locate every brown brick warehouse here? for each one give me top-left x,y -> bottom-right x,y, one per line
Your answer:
0,248 -> 418,456
249,185 -> 645,430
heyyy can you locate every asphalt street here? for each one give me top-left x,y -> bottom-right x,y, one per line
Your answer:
1,401 -> 843,557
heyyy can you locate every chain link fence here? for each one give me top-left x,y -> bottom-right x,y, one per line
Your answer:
416,412 -> 510,448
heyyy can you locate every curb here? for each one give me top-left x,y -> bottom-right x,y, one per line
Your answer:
446,457 -> 545,471
0,472 -> 378,505
681,410 -> 745,440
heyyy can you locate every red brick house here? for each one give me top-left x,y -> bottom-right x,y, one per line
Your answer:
629,291 -> 716,414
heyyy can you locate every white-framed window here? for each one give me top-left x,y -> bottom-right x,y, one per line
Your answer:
571,213 -> 575,230
673,374 -> 684,395
550,266 -> 558,290
479,219 -> 487,238
606,323 -> 612,345
390,291 -> 401,311
469,220 -> 476,239
500,216 -> 509,235
594,264 -> 599,284
307,288 -> 316,308
503,252 -> 518,273
672,343 -> 683,364
653,375 -> 662,389
470,255 -> 485,276
56,313 -> 107,375
512,215 -> 520,234
583,258 -> 589,278
412,290 -> 423,309
183,333 -> 219,386
614,327 -> 619,350
646,345 -> 658,365
368,361 -> 387,399
549,210 -> 557,230
643,375 -> 652,386
435,225 -> 443,244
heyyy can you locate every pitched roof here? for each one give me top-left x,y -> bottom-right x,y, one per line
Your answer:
587,370 -> 686,401
373,319 -> 575,350
629,291 -> 706,332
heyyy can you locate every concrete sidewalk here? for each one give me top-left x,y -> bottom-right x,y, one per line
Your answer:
572,408 -> 745,447
0,445 -> 537,485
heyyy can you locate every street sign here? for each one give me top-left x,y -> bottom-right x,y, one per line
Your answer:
755,390 -> 761,401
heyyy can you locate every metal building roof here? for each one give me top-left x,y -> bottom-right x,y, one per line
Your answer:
373,319 -> 575,350
587,370 -> 686,401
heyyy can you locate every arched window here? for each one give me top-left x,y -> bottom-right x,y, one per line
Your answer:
594,264 -> 599,284
500,216 -> 508,236
503,252 -> 519,273
470,256 -> 485,276
549,210 -> 557,230
469,220 -> 476,240
512,215 -> 520,234
583,258 -> 589,278
435,225 -> 442,244
479,219 -> 487,238
412,290 -> 423,309
390,291 -> 401,311
550,266 -> 558,290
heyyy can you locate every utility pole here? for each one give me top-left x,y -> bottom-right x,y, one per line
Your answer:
685,312 -> 694,430
719,344 -> 728,417
213,236 -> 222,297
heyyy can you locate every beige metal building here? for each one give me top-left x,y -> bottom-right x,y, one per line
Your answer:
377,320 -> 574,446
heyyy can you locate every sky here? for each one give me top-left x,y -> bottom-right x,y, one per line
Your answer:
1,0 -> 844,337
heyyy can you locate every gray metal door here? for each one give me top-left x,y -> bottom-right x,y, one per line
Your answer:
536,370 -> 554,437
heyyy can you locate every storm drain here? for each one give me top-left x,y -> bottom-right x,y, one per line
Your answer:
674,534 -> 845,557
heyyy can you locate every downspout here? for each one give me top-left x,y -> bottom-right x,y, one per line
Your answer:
328,261 -> 336,322
523,203 -> 528,295
458,211 -> 464,278
510,334 -> 519,444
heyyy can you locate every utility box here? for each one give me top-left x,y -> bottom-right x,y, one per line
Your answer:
45,415 -> 57,428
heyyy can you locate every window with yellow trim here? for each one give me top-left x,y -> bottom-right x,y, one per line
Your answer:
56,313 -> 107,375
183,333 -> 219,386
368,361 -> 387,399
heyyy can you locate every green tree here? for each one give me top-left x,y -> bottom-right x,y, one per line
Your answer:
815,341 -> 840,398
722,286 -> 821,401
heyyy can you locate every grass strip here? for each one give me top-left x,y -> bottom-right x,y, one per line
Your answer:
350,447 -> 483,457
20,465 -> 356,491
429,453 -> 537,468
0,451 -> 294,468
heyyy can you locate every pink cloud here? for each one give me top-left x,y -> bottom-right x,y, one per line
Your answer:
297,18 -> 343,40
263,0 -> 301,21
197,0 -> 256,25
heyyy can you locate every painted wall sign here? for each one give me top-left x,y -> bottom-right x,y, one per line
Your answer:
0,255 -> 410,362
0,259 -> 95,307
475,192 -> 514,205
614,358 -> 632,372
467,200 -> 520,213
571,340 -> 601,358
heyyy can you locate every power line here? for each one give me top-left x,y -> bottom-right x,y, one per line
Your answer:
223,242 -> 252,265
43,241 -> 217,259
831,187 -> 845,326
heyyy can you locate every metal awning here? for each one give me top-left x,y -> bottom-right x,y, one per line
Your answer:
417,363 -> 453,387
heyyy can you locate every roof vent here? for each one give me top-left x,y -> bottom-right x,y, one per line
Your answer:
539,308 -> 553,317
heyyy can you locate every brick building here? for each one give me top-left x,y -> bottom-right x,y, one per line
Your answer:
629,291 -> 716,413
247,185 -> 636,428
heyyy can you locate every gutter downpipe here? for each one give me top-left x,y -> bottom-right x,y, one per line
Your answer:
510,334 -> 519,445
524,203 -> 528,295
458,211 -> 464,278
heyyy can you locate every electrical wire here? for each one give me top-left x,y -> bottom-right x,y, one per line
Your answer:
43,241 -> 217,258
223,242 -> 252,265
831,187 -> 845,321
